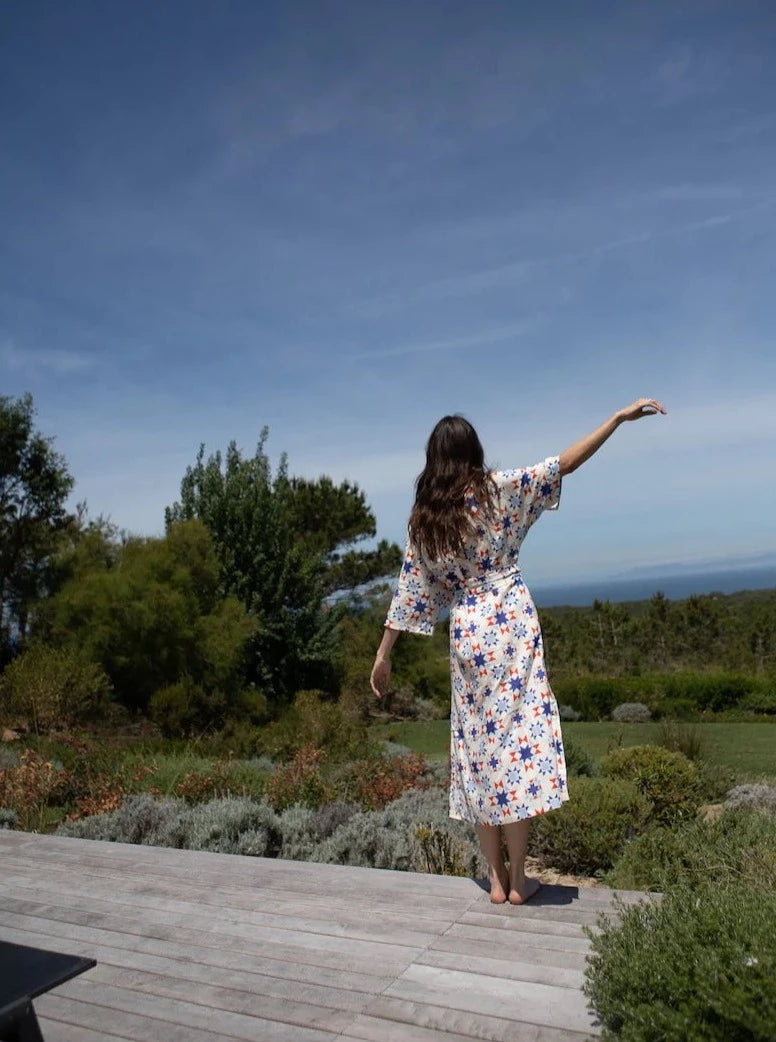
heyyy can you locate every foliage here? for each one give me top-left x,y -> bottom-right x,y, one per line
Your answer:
412,821 -> 482,877
40,520 -> 254,724
738,688 -> 776,715
0,393 -> 75,664
654,717 -> 705,761
312,787 -> 482,872
164,432 -> 400,704
259,689 -> 376,763
335,750 -> 429,810
605,809 -> 776,893
599,745 -> 702,825
276,801 -> 361,861
562,735 -> 597,777
265,746 -> 333,810
0,748 -> 68,831
611,701 -> 651,723
527,777 -> 651,875
0,641 -> 112,730
0,807 -> 19,829
583,882 -> 776,1041
559,703 -> 581,721
725,783 -> 776,815
58,792 -> 285,856
172,755 -> 266,804
542,588 -> 776,678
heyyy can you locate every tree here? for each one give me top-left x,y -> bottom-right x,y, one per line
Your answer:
40,520 -> 255,726
0,393 -> 74,663
165,430 -> 397,703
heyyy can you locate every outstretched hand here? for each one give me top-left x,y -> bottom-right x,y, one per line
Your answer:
370,655 -> 391,699
617,398 -> 667,422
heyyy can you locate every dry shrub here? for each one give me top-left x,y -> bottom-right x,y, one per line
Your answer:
266,745 -> 332,811
339,751 -> 429,811
0,749 -> 69,831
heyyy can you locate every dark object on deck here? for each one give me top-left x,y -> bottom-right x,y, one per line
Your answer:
0,941 -> 96,1041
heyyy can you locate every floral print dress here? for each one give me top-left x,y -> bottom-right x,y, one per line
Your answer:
385,456 -> 568,825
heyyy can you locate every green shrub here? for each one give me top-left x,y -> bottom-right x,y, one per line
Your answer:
149,677 -> 227,738
600,745 -> 702,825
583,882 -> 776,1041
695,758 -> 737,803
528,777 -> 651,876
0,642 -> 112,730
738,688 -> 776,715
563,735 -> 597,777
260,690 -> 376,763
653,696 -> 697,721
605,809 -> 776,893
552,677 -> 623,721
661,673 -> 755,712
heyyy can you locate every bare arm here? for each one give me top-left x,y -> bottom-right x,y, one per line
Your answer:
370,625 -> 401,698
559,398 -> 666,477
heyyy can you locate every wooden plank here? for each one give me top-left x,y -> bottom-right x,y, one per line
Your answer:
415,948 -> 586,991
443,922 -> 592,954
0,892 -> 429,962
0,856 -> 467,931
0,847 -> 477,920
0,922 -> 394,997
36,991 -> 333,1042
430,933 -> 591,972
459,909 -> 592,939
356,996 -> 597,1042
342,1012 -> 494,1042
36,1019 -> 137,1042
2,875 -> 446,950
73,962 -> 369,1031
0,833 -> 480,897
384,964 -> 598,1035
0,903 -> 420,979
50,977 -> 345,1042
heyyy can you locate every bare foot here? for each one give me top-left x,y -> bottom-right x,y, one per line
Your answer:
489,868 -> 510,904
508,875 -> 542,905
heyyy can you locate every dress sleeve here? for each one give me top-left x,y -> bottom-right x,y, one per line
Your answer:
495,455 -> 562,535
384,535 -> 451,636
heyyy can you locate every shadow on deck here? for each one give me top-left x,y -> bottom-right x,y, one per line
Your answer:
0,831 -> 659,1041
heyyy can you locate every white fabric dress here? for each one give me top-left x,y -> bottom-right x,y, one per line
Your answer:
385,456 -> 569,825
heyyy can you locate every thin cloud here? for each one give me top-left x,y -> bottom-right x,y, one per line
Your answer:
352,320 -> 536,361
0,340 -> 96,375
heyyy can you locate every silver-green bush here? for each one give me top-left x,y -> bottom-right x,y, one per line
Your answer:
725,783 -> 776,816
611,701 -> 652,723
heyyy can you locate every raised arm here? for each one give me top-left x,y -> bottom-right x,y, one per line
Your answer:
558,398 -> 666,477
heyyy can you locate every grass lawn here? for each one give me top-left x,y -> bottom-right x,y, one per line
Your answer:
374,719 -> 776,781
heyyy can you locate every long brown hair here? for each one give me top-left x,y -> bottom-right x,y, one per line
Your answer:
408,415 -> 496,561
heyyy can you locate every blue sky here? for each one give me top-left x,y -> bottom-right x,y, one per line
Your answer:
2,0 -> 775,585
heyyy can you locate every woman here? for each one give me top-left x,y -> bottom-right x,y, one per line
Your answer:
370,399 -> 666,905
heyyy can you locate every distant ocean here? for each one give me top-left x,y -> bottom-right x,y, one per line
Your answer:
531,566 -> 776,608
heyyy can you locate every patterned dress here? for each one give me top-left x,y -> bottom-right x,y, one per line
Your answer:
385,456 -> 569,825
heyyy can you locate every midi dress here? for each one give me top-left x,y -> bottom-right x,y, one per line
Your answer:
385,456 -> 569,826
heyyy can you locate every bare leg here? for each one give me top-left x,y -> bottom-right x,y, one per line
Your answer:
502,820 -> 542,904
475,824 -> 509,903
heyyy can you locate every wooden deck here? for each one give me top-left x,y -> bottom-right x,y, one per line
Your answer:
0,831 -> 656,1041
